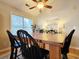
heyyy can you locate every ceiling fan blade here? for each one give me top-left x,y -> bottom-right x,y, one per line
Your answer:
29,6 -> 36,9
44,0 -> 48,2
32,0 -> 38,3
45,5 -> 52,9
25,4 -> 30,7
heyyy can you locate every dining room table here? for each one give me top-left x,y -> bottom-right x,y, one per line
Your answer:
33,32 -> 66,59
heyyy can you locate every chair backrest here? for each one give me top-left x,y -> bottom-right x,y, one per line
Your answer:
62,29 -> 75,54
17,29 -> 42,59
7,30 -> 20,47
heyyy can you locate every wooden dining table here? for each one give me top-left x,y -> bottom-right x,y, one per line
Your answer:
33,32 -> 66,59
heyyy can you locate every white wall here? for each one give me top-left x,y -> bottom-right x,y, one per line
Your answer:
36,0 -> 79,48
0,1 -> 35,50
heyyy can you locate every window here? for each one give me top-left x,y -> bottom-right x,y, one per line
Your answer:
11,15 -> 32,35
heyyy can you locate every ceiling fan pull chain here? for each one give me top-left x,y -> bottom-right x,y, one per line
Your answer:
39,9 -> 42,13
39,0 -> 42,2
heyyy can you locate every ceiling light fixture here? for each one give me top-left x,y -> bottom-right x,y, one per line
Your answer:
37,2 -> 44,9
25,0 -> 54,12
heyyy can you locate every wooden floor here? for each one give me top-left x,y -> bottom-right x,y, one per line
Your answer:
0,52 -> 79,59
0,47 -> 79,59
68,53 -> 79,59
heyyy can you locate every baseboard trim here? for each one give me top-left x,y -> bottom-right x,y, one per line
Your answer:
69,47 -> 79,56
0,47 -> 10,56
70,47 -> 79,49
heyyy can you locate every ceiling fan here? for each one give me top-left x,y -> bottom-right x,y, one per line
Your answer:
25,0 -> 53,10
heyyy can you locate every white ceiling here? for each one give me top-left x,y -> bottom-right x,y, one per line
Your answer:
0,0 -> 78,17
0,0 -> 55,16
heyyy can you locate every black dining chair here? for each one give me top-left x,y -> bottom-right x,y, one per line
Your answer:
61,29 -> 75,59
7,30 -> 24,59
17,29 -> 49,59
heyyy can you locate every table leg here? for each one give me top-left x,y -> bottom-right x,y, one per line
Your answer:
49,45 -> 61,59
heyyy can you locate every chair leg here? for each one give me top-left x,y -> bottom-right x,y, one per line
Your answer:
45,54 -> 49,59
10,47 -> 14,59
15,48 -> 18,59
44,55 -> 48,59
62,54 -> 68,59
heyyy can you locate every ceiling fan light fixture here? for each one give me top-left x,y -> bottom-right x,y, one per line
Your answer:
37,2 -> 44,9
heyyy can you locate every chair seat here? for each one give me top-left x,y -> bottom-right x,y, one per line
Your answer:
40,48 -> 49,55
21,45 -> 49,59
39,48 -> 49,59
